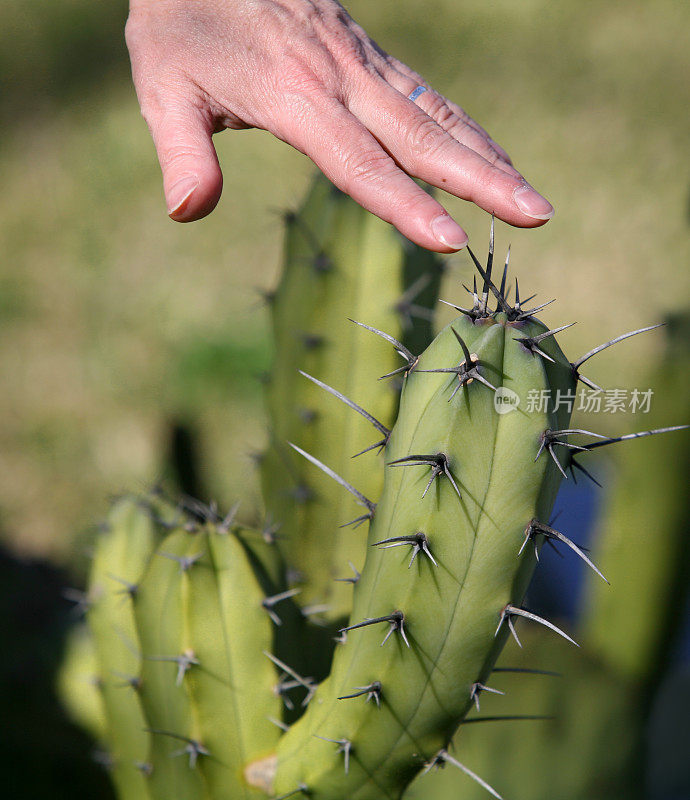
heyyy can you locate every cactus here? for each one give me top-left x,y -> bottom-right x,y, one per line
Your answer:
86,495 -> 159,800
261,174 -> 443,621
70,494 -> 289,799
269,225 -> 683,800
60,181 -> 687,800
134,521 -> 282,799
272,231 -> 584,799
58,623 -> 107,745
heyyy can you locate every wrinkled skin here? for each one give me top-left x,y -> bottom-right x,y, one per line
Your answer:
126,0 -> 554,251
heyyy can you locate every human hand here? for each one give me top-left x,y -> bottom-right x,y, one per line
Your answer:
126,0 -> 554,252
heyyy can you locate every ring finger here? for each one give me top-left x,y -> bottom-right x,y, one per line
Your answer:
383,66 -> 520,177
345,71 -> 554,226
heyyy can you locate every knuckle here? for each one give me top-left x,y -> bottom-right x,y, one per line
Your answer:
482,146 -> 502,166
297,1 -> 364,65
470,136 -> 504,169
341,148 -> 392,188
432,103 -> 457,129
159,141 -> 201,170
397,189 -> 434,218
300,0 -> 349,28
263,61 -> 329,126
446,120 -> 500,164
326,26 -> 367,67
472,161 -> 504,193
124,8 -> 150,53
279,62 -> 326,99
443,116 -> 472,140
407,118 -> 448,160
124,12 -> 140,48
423,92 -> 449,119
136,89 -> 163,129
137,90 -> 180,131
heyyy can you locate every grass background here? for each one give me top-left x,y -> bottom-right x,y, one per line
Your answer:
1,0 -> 689,564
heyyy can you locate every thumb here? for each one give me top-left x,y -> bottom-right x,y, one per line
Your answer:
146,101 -> 223,222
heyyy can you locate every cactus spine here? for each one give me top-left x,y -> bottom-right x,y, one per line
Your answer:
582,314 -> 690,679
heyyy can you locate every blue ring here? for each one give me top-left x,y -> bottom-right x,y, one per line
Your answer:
408,85 -> 428,103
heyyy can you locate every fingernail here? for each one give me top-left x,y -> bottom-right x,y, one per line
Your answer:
513,183 -> 555,220
431,213 -> 468,250
167,176 -> 199,217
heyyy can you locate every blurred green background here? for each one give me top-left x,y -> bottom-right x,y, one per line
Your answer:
1,0 -> 688,796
